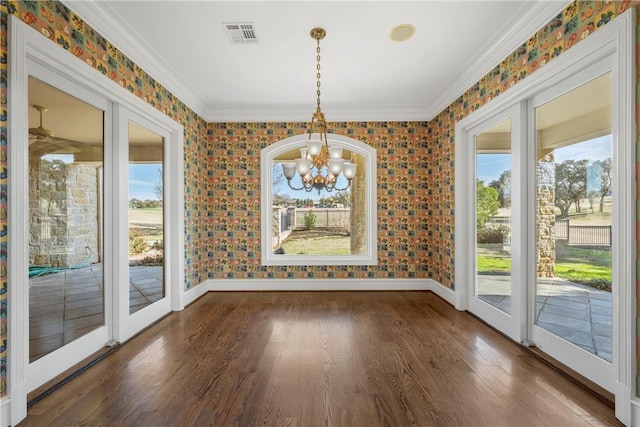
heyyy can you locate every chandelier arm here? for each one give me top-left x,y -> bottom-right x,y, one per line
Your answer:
286,180 -> 305,192
332,181 -> 352,192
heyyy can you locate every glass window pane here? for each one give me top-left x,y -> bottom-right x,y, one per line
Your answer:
272,150 -> 365,256
534,73 -> 612,362
475,118 -> 512,314
128,121 -> 165,314
28,77 -> 104,362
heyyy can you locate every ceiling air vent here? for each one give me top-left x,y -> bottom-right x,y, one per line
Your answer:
223,22 -> 258,44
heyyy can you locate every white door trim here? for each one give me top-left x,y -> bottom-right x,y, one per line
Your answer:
8,16 -> 186,426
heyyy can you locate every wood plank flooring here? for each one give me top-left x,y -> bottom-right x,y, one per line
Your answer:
19,291 -> 621,426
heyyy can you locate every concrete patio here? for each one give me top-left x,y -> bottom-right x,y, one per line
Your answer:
477,274 -> 612,362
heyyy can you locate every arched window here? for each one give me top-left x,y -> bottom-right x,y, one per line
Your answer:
261,133 -> 377,265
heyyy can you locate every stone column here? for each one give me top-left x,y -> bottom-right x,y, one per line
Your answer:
536,149 -> 555,278
350,154 -> 366,255
272,206 -> 282,245
29,160 -> 99,268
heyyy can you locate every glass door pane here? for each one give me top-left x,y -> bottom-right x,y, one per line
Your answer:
534,73 -> 612,362
475,118 -> 512,313
28,77 -> 105,362
128,121 -> 165,314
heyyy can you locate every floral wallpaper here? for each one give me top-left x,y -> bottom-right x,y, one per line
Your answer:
0,0 -> 638,402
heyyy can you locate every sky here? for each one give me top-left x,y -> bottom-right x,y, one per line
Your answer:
476,134 -> 611,185
129,163 -> 162,200
41,154 -> 161,200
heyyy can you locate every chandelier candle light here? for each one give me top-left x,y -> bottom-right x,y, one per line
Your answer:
282,27 -> 357,194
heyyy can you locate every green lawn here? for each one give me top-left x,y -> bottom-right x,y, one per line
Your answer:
477,244 -> 611,289
279,230 -> 351,255
129,208 -> 163,242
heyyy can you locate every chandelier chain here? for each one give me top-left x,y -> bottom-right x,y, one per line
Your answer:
316,40 -> 321,112
281,27 -> 355,194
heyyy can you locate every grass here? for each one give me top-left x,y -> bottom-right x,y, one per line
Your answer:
129,208 -> 163,243
279,229 -> 351,255
477,243 -> 612,290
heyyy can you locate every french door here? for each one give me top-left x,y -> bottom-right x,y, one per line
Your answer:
26,64 -> 113,391
527,66 -> 613,390
114,107 -> 172,342
467,105 -> 525,343
23,65 -> 172,393
462,57 -> 617,393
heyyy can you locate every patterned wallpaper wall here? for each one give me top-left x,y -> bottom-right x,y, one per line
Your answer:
207,121 -> 435,281
0,0 -> 637,401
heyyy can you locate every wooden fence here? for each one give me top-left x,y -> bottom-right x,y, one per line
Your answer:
294,208 -> 351,229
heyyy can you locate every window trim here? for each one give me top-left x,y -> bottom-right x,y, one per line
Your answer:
261,133 -> 377,266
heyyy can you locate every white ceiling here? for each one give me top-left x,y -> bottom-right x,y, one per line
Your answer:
69,1 -> 565,123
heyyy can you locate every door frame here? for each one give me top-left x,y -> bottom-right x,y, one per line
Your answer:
454,9 -> 635,424
462,103 -> 527,343
22,59 -> 114,393
114,106 -> 173,342
526,59 -> 615,392
8,16 -> 186,425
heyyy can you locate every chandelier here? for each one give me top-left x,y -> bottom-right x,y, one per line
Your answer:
281,27 -> 356,194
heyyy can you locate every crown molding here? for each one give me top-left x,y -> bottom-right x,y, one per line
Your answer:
424,1 -> 567,120
205,103 -> 431,123
66,1 -> 565,124
67,1 -> 210,120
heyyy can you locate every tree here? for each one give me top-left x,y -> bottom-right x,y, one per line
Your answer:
555,159 -> 588,217
153,167 -> 163,200
476,180 -> 500,229
489,170 -> 511,208
296,198 -> 314,207
333,190 -> 351,207
592,158 -> 612,213
273,193 -> 295,207
272,163 -> 285,188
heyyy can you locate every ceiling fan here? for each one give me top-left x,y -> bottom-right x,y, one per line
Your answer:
28,105 -> 55,141
28,104 -> 98,159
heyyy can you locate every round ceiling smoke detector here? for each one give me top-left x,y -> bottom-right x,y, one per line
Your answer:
389,24 -> 415,42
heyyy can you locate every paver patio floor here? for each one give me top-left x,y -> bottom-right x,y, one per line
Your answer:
477,274 -> 611,361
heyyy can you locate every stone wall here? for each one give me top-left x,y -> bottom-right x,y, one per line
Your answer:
29,159 -> 100,268
536,150 -> 555,278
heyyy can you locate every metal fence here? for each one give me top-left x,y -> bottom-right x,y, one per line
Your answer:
488,216 -> 611,247
555,218 -> 611,247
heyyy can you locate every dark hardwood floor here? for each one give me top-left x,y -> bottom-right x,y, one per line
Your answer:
19,291 -> 621,427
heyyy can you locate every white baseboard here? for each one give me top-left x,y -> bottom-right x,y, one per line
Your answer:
181,282 -> 210,308
180,277 -> 455,310
630,395 -> 640,426
426,280 -> 456,306
206,278 -> 431,291
1,398 -> 10,427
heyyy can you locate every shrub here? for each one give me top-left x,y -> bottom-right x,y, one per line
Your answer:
151,240 -> 164,251
129,229 -> 148,255
477,225 -> 509,244
304,210 -> 316,230
139,254 -> 164,266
